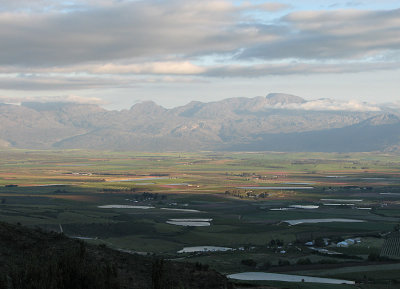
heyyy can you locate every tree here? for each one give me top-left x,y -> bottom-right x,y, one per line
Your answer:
278,259 -> 290,266
241,259 -> 257,267
152,258 -> 164,289
296,258 -> 312,265
314,237 -> 325,247
368,252 -> 380,262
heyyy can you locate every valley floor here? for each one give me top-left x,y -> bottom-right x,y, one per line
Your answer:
1,149 -> 400,288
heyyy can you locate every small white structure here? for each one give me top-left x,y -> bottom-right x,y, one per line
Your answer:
337,241 -> 349,247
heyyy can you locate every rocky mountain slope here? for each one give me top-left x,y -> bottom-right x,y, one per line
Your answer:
1,94 -> 399,152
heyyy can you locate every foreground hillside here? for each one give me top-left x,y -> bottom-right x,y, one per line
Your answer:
1,93 -> 400,152
0,222 -> 230,289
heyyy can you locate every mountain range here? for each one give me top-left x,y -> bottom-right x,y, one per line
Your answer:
1,93 -> 399,152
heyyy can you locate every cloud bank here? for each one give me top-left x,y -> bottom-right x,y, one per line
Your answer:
0,0 -> 399,104
264,98 -> 381,112
0,95 -> 104,105
0,1 -> 398,69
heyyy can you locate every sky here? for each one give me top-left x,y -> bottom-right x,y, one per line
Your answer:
0,0 -> 399,110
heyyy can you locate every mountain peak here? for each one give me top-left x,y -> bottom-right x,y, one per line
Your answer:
129,101 -> 166,114
265,93 -> 306,105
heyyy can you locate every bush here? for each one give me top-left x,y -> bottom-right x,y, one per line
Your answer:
278,259 -> 290,266
314,237 -> 325,247
258,261 -> 271,270
296,258 -> 312,265
318,259 -> 338,264
241,259 -> 257,267
368,252 -> 381,262
268,239 -> 284,247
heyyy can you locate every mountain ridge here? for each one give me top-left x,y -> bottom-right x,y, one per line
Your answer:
1,94 -> 399,152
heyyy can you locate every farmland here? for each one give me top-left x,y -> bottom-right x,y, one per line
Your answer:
1,149 -> 400,288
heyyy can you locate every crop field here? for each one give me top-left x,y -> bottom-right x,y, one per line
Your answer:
0,149 -> 400,288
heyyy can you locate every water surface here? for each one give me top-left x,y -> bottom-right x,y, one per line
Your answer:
98,205 -> 155,209
178,246 -> 232,253
237,186 -> 313,190
227,272 -> 354,284
284,218 -> 365,226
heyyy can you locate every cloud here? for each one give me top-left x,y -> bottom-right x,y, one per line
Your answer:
0,59 -> 398,86
54,94 -> 105,104
84,61 -> 206,75
0,0 -> 399,83
0,61 -> 206,75
239,2 -> 290,12
239,8 -> 400,60
205,61 -> 400,77
0,0 -> 138,12
264,98 -> 381,112
0,0 -> 269,66
0,73 -> 205,91
0,60 -> 206,75
0,94 -> 104,105
0,75 -> 131,90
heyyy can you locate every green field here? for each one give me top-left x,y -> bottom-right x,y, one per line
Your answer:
1,149 -> 400,288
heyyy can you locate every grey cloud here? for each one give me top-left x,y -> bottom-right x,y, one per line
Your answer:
205,61 -> 400,77
1,59 -> 398,78
239,8 -> 400,60
248,3 -> 290,12
0,0 -> 271,66
0,1 -> 399,79
0,73 -> 205,91
0,94 -> 104,105
0,0 -> 132,12
0,75 -> 134,90
0,59 -> 398,79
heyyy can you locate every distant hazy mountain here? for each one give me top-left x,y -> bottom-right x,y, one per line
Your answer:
1,94 -> 399,152
264,93 -> 306,105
